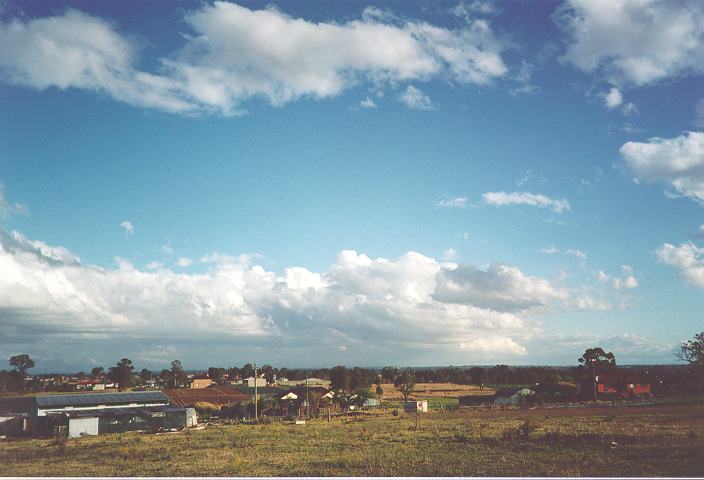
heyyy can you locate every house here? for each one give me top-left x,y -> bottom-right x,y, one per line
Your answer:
591,372 -> 652,399
189,378 -> 214,389
403,400 -> 428,413
494,387 -> 535,405
244,376 -> 267,388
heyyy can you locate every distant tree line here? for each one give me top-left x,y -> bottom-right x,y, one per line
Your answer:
3,330 -> 703,395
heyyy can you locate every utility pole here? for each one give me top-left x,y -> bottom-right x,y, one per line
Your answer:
306,375 -> 309,419
254,363 -> 258,422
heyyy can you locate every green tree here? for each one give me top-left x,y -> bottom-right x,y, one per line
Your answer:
9,354 -> 35,392
394,369 -> 416,402
107,358 -> 135,391
139,368 -> 152,382
90,367 -> 104,379
578,347 -> 616,401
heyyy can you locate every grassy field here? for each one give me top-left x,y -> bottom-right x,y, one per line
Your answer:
379,382 -> 494,400
1,403 -> 703,476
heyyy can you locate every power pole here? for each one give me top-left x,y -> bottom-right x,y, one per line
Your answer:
254,363 -> 258,421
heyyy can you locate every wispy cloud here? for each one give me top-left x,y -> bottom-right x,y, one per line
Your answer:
436,196 -> 468,209
119,220 -> 134,237
483,191 -> 571,213
399,85 -> 434,111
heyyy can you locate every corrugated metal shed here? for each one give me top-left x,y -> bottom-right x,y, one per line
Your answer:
35,391 -> 168,408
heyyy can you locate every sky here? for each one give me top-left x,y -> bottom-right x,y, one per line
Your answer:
0,0 -> 703,373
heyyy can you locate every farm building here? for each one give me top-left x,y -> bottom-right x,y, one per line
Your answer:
0,391 -> 195,437
494,387 -> 535,405
404,400 -> 428,413
592,372 -> 652,399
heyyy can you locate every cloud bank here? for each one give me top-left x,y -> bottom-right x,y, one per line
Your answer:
0,228 -> 604,365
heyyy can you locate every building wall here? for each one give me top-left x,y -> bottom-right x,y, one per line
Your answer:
68,417 -> 99,438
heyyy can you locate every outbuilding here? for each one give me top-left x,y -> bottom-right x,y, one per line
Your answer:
494,387 -> 535,406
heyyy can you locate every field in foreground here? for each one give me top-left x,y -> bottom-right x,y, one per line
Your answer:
1,403 -> 703,477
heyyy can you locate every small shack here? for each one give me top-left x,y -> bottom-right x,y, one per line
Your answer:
403,400 -> 428,413
494,387 -> 535,406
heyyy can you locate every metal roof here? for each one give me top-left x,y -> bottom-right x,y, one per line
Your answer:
35,391 -> 169,408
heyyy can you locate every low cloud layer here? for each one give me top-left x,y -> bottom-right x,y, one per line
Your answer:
620,131 -> 704,204
0,3 -> 508,116
0,228 -> 609,366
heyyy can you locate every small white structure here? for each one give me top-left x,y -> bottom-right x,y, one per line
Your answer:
68,417 -> 98,438
244,377 -> 267,388
185,408 -> 198,428
494,388 -> 535,406
403,400 -> 428,413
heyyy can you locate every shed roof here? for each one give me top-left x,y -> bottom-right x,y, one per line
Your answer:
35,391 -> 168,408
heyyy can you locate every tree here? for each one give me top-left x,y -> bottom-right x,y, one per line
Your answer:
107,358 -> 135,391
208,367 -> 226,382
678,331 -> 704,368
241,363 -> 255,378
260,364 -> 275,384
91,367 -> 104,379
394,369 -> 415,402
578,347 -> 616,401
329,366 -> 350,392
168,360 -> 186,388
9,354 -> 35,392
139,368 -> 152,382
678,331 -> 704,387
381,366 -> 399,383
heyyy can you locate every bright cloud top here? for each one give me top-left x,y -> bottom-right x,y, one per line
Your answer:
657,241 -> 704,288
0,3 -> 508,116
620,131 -> 704,204
0,228 -> 592,357
483,191 -> 571,213
558,0 -> 704,86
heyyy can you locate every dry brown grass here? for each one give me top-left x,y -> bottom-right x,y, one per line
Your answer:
1,402 -> 702,476
379,382 -> 495,399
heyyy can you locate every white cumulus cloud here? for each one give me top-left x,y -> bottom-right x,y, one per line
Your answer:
656,241 -> 704,288
557,0 -> 704,86
0,228 -> 592,361
0,3 -> 509,116
604,87 -> 623,109
620,131 -> 704,204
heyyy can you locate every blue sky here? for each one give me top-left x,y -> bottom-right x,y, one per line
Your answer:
1,0 -> 703,372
